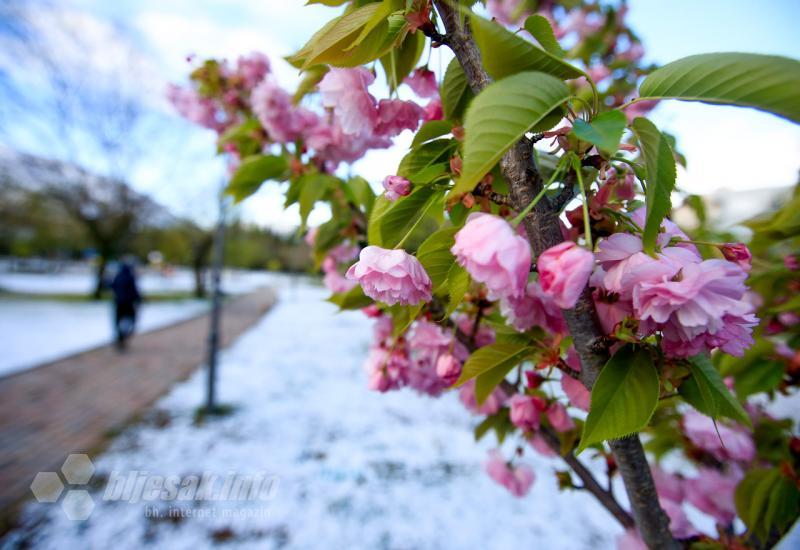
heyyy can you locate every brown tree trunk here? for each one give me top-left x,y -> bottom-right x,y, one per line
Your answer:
92,255 -> 107,300
431,3 -> 677,548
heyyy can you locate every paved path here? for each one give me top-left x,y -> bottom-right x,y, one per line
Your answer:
0,288 -> 276,527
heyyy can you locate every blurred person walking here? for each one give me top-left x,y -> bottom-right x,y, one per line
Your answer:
110,260 -> 141,351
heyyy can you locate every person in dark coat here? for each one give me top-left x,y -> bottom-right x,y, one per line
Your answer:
110,261 -> 141,350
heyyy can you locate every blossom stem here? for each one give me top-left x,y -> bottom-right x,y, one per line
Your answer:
571,155 -> 593,250
510,156 -> 567,227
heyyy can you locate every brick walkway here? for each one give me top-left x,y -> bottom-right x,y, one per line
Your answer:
0,288 -> 276,527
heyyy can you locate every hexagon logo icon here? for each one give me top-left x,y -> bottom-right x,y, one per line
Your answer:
30,472 -> 64,503
61,454 -> 95,485
61,490 -> 95,521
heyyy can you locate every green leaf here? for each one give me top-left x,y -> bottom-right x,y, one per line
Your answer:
523,15 -> 565,58
293,65 -> 329,103
577,345 -> 659,454
637,53 -> 800,124
411,120 -> 453,148
475,361 -> 517,405
380,29 -> 425,92
680,354 -> 752,427
471,14 -> 584,81
299,174 -> 338,227
630,117 -> 676,254
455,342 -> 531,387
445,263 -> 470,316
368,185 -> 444,248
397,139 -> 455,179
571,110 -> 627,157
736,468 -> 776,533
387,303 -> 423,337
440,59 -> 472,121
226,155 -> 288,202
454,72 -> 570,197
328,285 -> 373,310
416,227 -> 458,292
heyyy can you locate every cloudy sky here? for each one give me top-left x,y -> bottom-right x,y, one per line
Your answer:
3,0 -> 800,232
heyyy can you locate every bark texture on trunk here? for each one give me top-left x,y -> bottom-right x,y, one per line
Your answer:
431,2 -> 677,548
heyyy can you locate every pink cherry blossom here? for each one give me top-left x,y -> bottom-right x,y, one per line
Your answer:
382,175 -> 411,201
304,227 -> 318,247
323,270 -> 357,294
546,401 -> 575,432
538,241 -> 594,309
346,246 -> 432,306
251,79 -> 317,143
374,99 -> 424,137
451,213 -> 531,300
435,354 -> 461,386
459,379 -> 507,415
561,374 -> 590,411
306,118 -> 391,169
499,281 -> 568,334
327,243 -> 360,264
484,450 -> 535,497
651,467 -> 684,504
318,67 -> 378,135
660,499 -> 697,539
456,314 -> 496,348
529,433 -> 558,457
363,346 -> 410,392
166,84 -> 221,131
235,52 -> 271,89
684,467 -> 741,526
404,67 -> 439,98
682,409 -> 755,462
423,97 -> 443,121
509,394 -> 541,432
720,242 -> 752,271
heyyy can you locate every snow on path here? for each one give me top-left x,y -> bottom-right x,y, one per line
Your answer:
5,278 -> 621,550
0,299 -> 209,377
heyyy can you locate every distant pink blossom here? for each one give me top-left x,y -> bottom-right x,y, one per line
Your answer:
251,79 -> 317,143
661,499 -> 697,539
346,246 -> 432,306
509,394 -> 542,432
318,67 -> 378,135
538,242 -> 594,309
323,270 -> 357,294
459,379 -> 507,415
166,84 -> 221,131
622,99 -> 659,124
435,354 -> 461,386
455,314 -> 496,348
484,450 -> 535,497
684,467 -> 741,525
546,401 -> 575,432
404,67 -> 439,98
682,409 -> 755,462
561,375 -> 590,411
382,175 -> 411,201
235,52 -> 271,89
529,433 -> 558,457
304,227 -> 318,247
452,213 -> 531,300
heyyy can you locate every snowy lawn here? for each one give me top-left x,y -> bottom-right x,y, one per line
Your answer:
5,277 -> 623,550
0,298 -> 209,377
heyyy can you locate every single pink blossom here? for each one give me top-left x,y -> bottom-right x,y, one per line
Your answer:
451,213 -> 531,300
720,243 -> 752,271
546,401 -> 575,432
251,79 -> 317,143
323,270 -> 357,294
346,246 -> 432,306
484,450 -> 535,497
235,52 -> 271,89
318,67 -> 377,135
500,281 -> 568,334
435,354 -> 461,386
509,394 -> 541,432
538,242 -> 594,309
382,175 -> 411,201
374,99 -> 424,137
403,67 -> 439,98
529,433 -> 558,457
304,227 -> 318,247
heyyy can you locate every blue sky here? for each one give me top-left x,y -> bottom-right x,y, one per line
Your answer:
3,0 -> 800,231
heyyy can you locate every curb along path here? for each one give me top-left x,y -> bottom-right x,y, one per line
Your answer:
0,287 -> 277,525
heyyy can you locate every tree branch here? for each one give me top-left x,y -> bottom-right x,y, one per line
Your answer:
431,2 -> 677,547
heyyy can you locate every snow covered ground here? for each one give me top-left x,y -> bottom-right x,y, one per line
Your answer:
4,277 -> 624,550
0,298 -> 209,378
0,267 -> 272,296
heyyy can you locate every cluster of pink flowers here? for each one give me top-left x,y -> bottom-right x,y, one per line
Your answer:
593,211 -> 758,357
320,242 -> 360,295
346,246 -> 432,306
484,450 -> 535,497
